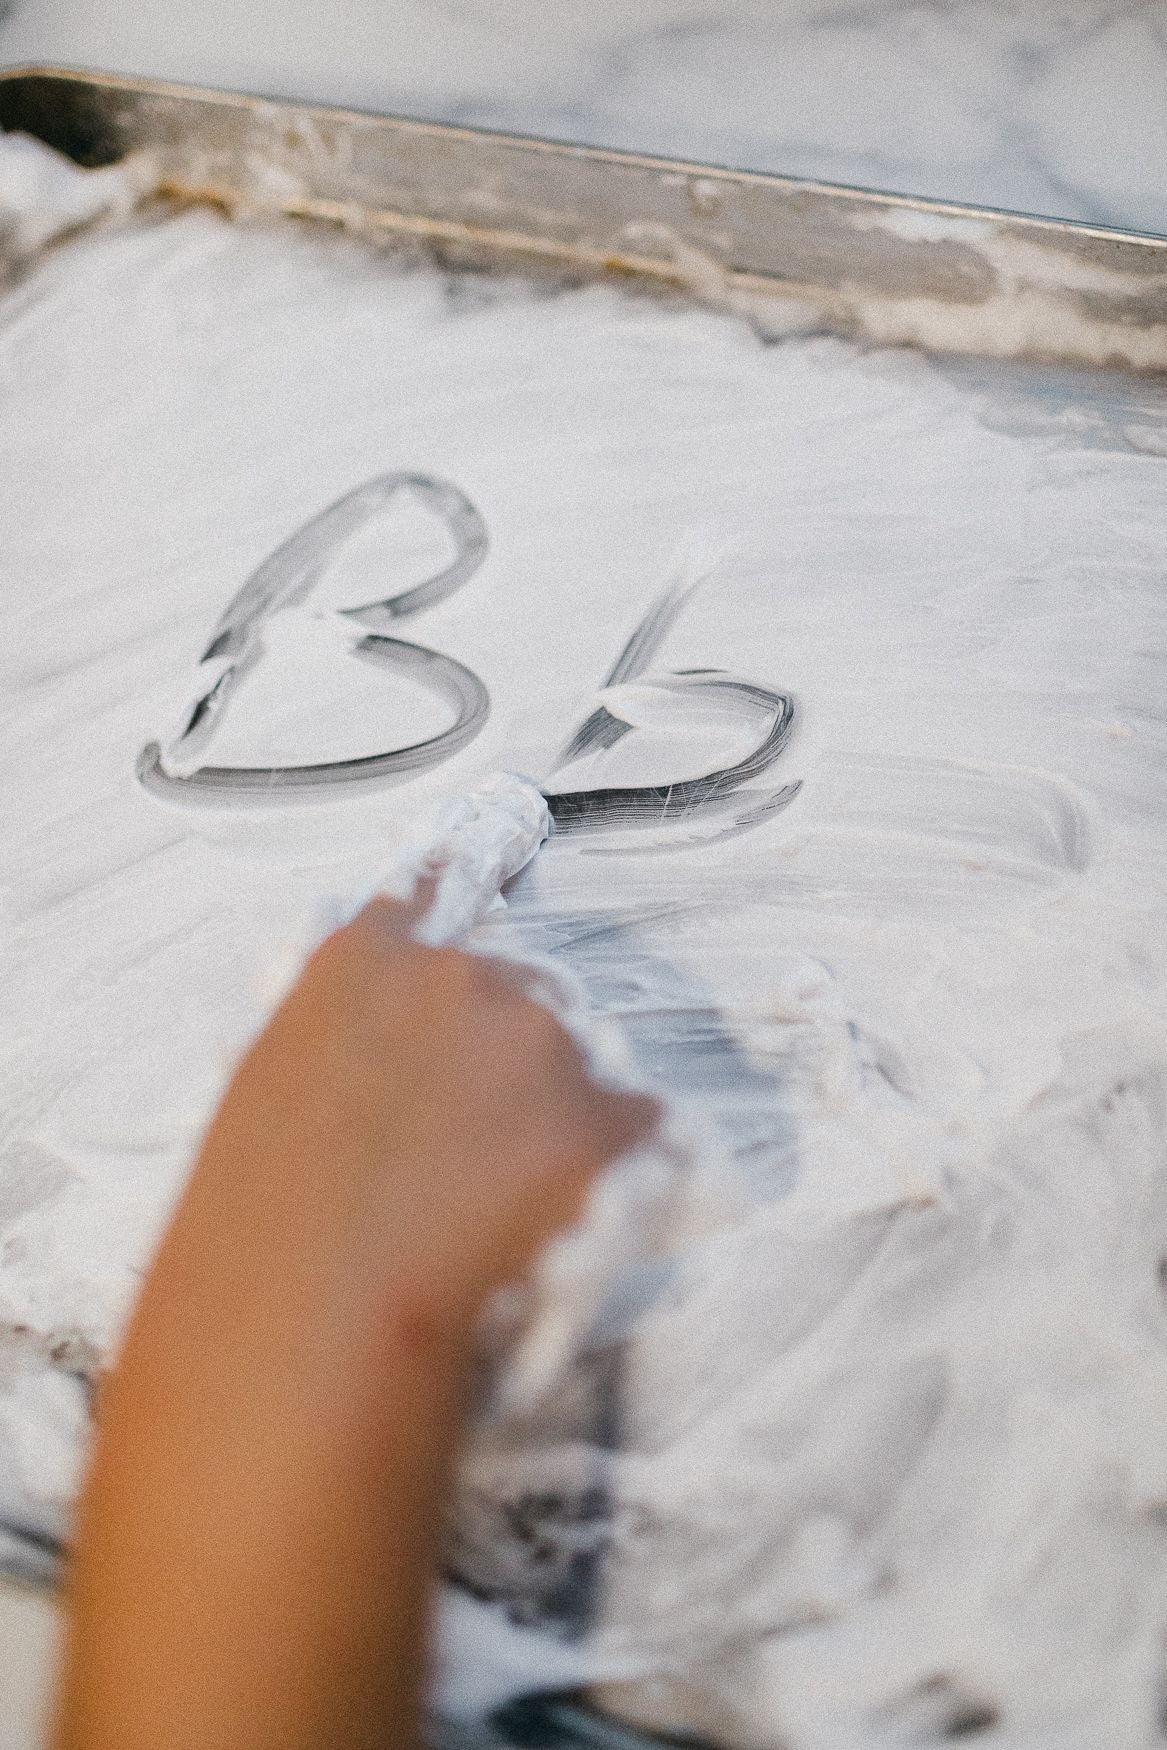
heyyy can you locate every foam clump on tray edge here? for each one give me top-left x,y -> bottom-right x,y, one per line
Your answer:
0,129 -> 155,264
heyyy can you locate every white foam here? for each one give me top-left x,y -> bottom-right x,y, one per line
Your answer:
4,136 -> 1167,1744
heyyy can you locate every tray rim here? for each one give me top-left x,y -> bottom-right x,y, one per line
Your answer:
4,62 -> 1167,377
3,59 -> 1166,252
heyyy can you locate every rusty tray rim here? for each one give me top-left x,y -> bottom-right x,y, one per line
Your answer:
3,63 -> 1167,375
3,58 -> 1165,250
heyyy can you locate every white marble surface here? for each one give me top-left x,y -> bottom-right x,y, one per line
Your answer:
0,6 -> 1164,1746
1,0 -> 1166,235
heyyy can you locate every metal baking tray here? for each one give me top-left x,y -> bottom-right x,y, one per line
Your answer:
2,63 -> 1166,1750
2,65 -> 1165,372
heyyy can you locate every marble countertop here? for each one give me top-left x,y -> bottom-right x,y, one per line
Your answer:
1,0 -> 1165,236
0,5 -> 1163,1746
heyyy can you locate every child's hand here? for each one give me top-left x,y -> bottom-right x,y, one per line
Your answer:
53,899 -> 658,1750
195,893 -> 656,1338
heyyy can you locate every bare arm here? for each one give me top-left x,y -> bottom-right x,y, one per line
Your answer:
52,897 -> 656,1750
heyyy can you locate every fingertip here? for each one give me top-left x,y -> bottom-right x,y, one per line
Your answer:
630,1089 -> 665,1135
605,1087 -> 663,1154
354,885 -> 432,943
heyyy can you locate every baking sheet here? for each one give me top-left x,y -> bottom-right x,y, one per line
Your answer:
3,65 -> 1167,370
4,71 -> 1167,1750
